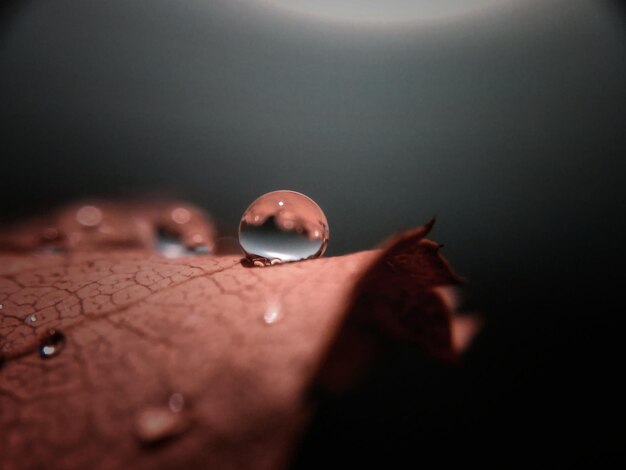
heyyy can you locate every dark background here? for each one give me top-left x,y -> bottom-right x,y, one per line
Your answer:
1,0 -> 624,466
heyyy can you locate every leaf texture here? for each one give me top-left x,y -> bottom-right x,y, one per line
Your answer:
0,212 -> 470,470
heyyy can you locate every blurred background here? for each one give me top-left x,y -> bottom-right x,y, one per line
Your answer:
1,0 -> 624,466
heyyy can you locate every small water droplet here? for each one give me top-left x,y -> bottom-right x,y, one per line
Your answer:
155,231 -> 198,258
39,329 -> 66,358
24,314 -> 38,326
168,392 -> 185,413
76,205 -> 103,227
238,190 -> 329,266
0,304 -> 3,310
263,308 -> 280,324
134,406 -> 189,445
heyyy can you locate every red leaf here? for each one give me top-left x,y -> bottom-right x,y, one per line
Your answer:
0,202 -> 475,469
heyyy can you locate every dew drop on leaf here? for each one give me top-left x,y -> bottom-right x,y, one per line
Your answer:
134,405 -> 189,445
39,329 -> 66,358
155,231 -> 201,259
238,190 -> 329,266
263,308 -> 281,325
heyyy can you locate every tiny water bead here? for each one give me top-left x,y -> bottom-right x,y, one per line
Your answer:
39,329 -> 66,358
24,314 -> 38,326
135,401 -> 190,445
263,308 -> 280,325
238,190 -> 329,265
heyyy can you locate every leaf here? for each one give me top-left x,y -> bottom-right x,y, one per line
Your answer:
0,206 -> 473,469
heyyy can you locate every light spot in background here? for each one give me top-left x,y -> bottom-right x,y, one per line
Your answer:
258,0 -> 518,24
76,205 -> 103,227
171,207 -> 191,225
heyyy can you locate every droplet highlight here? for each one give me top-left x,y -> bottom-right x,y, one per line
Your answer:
238,190 -> 329,266
24,314 -> 38,326
39,329 -> 66,358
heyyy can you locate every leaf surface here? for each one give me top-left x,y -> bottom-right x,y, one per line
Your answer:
0,212 -> 470,470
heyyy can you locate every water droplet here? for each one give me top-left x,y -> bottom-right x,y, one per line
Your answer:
134,406 -> 189,445
76,205 -> 103,227
168,392 -> 185,413
263,308 -> 281,324
24,314 -> 38,326
39,329 -> 66,358
238,190 -> 329,266
155,231 -> 197,258
0,304 -> 3,310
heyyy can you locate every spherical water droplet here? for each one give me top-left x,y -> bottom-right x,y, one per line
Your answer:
134,406 -> 189,444
263,308 -> 280,324
238,190 -> 329,265
24,314 -> 38,326
0,303 -> 3,310
39,329 -> 66,358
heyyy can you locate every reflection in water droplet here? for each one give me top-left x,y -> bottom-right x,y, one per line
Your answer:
76,205 -> 103,227
239,190 -> 329,266
24,314 -> 38,326
39,329 -> 66,358
134,406 -> 189,445
168,392 -> 185,413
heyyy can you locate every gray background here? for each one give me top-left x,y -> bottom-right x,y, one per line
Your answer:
1,0 -> 624,465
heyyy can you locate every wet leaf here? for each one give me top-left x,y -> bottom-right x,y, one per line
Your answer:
0,210 -> 473,469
